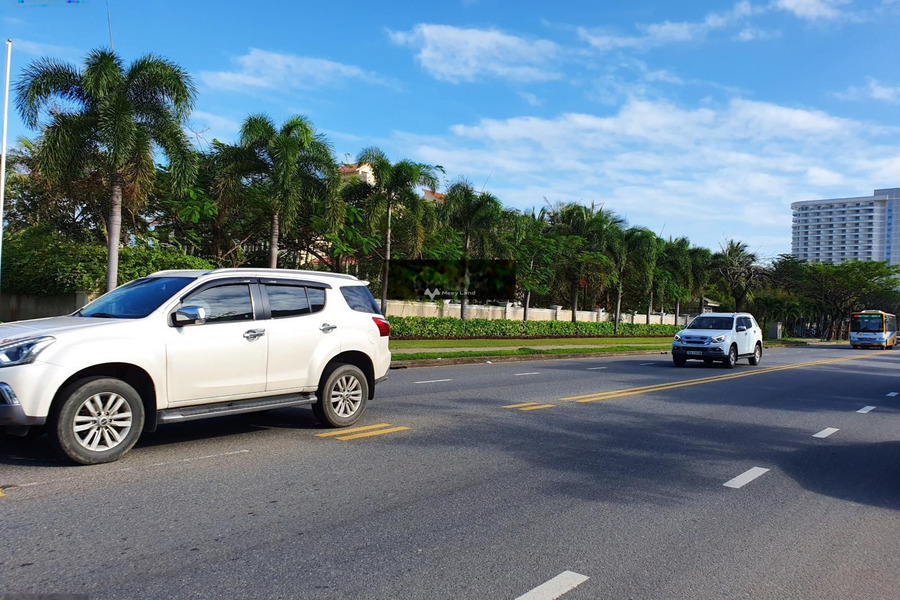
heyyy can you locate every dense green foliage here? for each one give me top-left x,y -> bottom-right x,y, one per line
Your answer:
1,227 -> 213,295
388,316 -> 680,339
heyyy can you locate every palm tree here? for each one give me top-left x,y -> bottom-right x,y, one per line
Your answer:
356,147 -> 441,312
16,48 -> 197,291
240,114 -> 336,268
654,237 -> 692,321
714,240 -> 763,312
441,179 -> 503,319
608,226 -> 657,334
688,246 -> 713,316
548,202 -> 622,322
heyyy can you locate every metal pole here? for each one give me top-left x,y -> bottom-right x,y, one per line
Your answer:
0,40 -> 12,301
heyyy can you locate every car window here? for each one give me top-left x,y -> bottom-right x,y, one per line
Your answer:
739,317 -> 751,329
265,284 -> 311,318
340,286 -> 382,315
308,288 -> 326,313
687,316 -> 734,330
79,276 -> 194,319
183,284 -> 253,323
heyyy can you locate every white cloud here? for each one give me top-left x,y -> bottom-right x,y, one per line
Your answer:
391,97 -> 898,255
199,48 -> 387,92
579,2 -> 765,51
772,0 -> 851,20
14,39 -> 80,58
388,24 -> 561,83
518,92 -> 544,107
837,77 -> 900,103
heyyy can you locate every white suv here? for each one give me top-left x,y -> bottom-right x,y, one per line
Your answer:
0,268 -> 391,464
671,312 -> 763,368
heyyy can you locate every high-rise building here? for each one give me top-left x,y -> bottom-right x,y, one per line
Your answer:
791,188 -> 900,264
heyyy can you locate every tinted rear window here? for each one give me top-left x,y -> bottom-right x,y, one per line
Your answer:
340,286 -> 382,314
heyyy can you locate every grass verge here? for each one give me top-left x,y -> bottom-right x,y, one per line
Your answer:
391,336 -> 670,349
395,344 -> 670,361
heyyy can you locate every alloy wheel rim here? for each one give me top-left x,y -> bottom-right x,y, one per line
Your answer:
330,375 -> 363,417
73,392 -> 132,451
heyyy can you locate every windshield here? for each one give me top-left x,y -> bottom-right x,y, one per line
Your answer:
850,314 -> 884,333
686,316 -> 734,331
77,277 -> 195,319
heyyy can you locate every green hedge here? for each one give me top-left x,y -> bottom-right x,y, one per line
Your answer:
1,226 -> 215,295
388,316 -> 680,339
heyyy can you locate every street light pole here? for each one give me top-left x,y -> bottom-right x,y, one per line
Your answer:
0,39 -> 13,303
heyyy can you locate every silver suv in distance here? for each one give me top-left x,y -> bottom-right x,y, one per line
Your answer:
671,312 -> 763,368
0,268 -> 391,464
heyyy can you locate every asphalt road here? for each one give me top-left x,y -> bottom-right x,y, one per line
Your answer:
1,345 -> 899,599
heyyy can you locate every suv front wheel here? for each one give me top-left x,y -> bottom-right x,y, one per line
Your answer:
723,345 -> 738,369
50,377 -> 146,465
313,364 -> 369,427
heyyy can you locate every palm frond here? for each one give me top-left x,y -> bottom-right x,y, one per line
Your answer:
14,58 -> 84,128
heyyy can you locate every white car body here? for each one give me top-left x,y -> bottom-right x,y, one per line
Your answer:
671,312 -> 763,368
0,268 -> 391,463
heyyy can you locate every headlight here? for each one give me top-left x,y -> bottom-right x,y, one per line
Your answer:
0,336 -> 55,367
711,334 -> 726,343
673,333 -> 682,341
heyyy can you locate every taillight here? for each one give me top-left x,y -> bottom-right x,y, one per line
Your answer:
373,317 -> 391,337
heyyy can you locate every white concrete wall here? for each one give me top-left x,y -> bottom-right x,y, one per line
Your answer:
384,300 -> 691,326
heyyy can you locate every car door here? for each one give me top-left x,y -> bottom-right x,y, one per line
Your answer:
262,280 -> 333,392
166,281 -> 268,404
737,316 -> 753,355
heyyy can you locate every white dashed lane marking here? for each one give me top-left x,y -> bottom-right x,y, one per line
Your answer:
586,366 -> 607,370
886,392 -> 898,397
515,571 -> 590,600
414,379 -> 453,384
723,467 -> 770,489
515,372 -> 540,376
857,406 -> 876,413
813,427 -> 840,438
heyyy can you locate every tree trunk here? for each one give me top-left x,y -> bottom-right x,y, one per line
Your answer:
614,287 -> 623,335
106,173 -> 124,292
571,281 -> 579,323
380,201 -> 392,314
646,289 -> 654,323
268,211 -> 280,269
460,234 -> 470,320
523,290 -> 531,322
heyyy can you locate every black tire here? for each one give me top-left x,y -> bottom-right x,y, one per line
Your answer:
723,345 -> 738,369
748,342 -> 762,366
673,356 -> 686,367
313,364 -> 369,428
50,377 -> 145,465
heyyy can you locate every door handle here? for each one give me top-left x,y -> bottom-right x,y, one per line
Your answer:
320,323 -> 337,333
243,328 -> 266,341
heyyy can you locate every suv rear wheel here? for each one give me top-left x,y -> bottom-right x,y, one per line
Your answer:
313,364 -> 368,427
50,377 -> 145,465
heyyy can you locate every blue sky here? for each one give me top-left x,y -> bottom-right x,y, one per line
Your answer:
4,0 -> 900,260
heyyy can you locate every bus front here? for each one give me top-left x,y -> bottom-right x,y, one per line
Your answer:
850,312 -> 887,349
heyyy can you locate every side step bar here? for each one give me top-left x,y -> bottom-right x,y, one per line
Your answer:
157,393 -> 317,425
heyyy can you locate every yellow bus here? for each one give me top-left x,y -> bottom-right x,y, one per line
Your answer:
849,310 -> 898,349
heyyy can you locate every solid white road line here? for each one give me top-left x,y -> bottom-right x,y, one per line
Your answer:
586,366 -> 607,370
639,362 -> 654,366
723,467 -> 770,489
813,427 -> 840,438
515,372 -> 540,376
515,571 -> 590,600
857,406 -> 876,413
886,392 -> 898,397
414,378 -> 453,384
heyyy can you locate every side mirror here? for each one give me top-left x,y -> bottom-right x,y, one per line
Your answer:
736,324 -> 747,332
173,306 -> 207,326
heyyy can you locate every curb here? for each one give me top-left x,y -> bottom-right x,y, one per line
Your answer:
388,341 -> 817,369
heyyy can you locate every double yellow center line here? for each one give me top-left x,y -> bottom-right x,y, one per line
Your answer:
561,350 -> 893,403
315,423 -> 409,441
